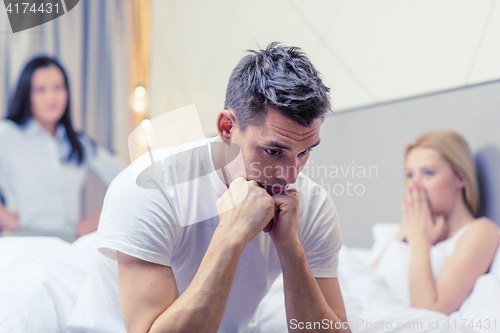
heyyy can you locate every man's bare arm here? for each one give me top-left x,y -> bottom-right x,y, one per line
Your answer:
269,190 -> 350,332
277,243 -> 350,332
316,278 -> 349,325
117,178 -> 275,333
118,228 -> 247,333
117,253 -> 179,332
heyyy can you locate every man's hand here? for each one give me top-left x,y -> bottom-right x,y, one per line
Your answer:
267,189 -> 301,249
216,177 -> 275,244
135,178 -> 275,333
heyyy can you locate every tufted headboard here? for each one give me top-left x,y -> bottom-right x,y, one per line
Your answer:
305,80 -> 500,248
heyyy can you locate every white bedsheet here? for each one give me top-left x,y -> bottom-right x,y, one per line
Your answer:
338,246 -> 500,333
0,227 -> 498,333
0,233 -> 99,332
247,224 -> 500,333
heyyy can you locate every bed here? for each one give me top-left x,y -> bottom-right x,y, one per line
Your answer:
1,80 -> 500,332
247,224 -> 500,333
0,233 -> 98,332
0,226 -> 498,332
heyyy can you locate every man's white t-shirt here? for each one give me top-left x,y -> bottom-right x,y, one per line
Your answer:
68,137 -> 342,333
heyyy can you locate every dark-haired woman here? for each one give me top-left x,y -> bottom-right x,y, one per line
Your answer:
0,56 -> 124,242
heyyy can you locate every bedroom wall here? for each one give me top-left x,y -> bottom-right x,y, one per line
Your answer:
148,0 -> 500,136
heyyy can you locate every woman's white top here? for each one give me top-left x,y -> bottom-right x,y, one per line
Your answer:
0,119 -> 124,242
375,223 -> 471,305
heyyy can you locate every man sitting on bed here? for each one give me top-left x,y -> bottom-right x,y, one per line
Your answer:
68,42 -> 350,333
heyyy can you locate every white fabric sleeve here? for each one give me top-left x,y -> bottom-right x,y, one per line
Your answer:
299,188 -> 342,278
0,121 -> 14,211
82,136 -> 126,186
97,168 -> 179,267
0,125 -> 4,205
0,121 -> 7,199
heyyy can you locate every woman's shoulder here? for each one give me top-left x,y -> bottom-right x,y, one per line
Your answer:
460,217 -> 499,248
0,119 -> 19,133
469,217 -> 499,233
0,119 -> 21,141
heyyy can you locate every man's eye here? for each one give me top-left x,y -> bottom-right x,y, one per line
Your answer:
299,149 -> 312,156
424,171 -> 434,176
265,149 -> 281,156
406,173 -> 413,179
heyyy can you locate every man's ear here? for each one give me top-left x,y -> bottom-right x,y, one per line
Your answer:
216,109 -> 236,142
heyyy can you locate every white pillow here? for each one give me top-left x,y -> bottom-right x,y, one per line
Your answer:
371,222 -> 400,259
451,273 -> 500,324
72,231 -> 99,252
489,231 -> 500,277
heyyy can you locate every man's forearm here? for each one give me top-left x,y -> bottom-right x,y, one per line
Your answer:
277,241 -> 350,333
150,227 -> 245,333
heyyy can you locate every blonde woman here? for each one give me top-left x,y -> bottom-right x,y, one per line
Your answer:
373,130 -> 499,315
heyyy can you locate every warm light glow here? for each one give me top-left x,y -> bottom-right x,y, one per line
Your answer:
141,119 -> 152,130
135,86 -> 146,97
134,101 -> 145,112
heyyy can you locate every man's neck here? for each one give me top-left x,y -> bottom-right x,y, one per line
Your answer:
211,137 -> 246,187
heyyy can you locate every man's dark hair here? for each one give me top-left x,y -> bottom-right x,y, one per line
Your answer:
224,42 -> 331,131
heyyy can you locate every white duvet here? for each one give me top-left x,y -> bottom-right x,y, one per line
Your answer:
0,233 -> 99,332
249,224 -> 500,333
0,225 -> 499,333
338,246 -> 500,333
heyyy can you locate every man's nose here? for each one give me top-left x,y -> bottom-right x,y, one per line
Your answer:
276,159 -> 299,184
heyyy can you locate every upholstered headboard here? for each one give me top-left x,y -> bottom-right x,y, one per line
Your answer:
305,80 -> 500,248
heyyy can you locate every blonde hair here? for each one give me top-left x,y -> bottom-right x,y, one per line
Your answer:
405,130 -> 479,216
